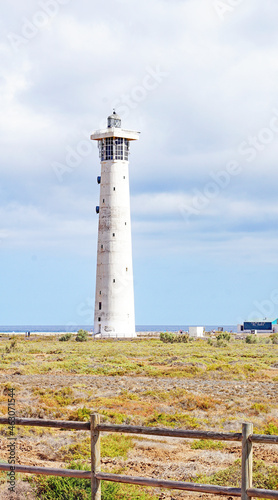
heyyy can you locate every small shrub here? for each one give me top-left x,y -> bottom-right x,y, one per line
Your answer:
76,330 -> 88,342
99,410 -> 129,424
30,462 -> 156,500
59,333 -> 72,342
263,418 -> 278,435
178,392 -> 217,411
191,439 -> 224,450
10,339 -> 18,350
120,389 -> 140,401
59,438 -> 91,461
101,481 -> 156,500
4,340 -> 18,354
160,332 -> 175,343
216,332 -> 231,347
102,482 -> 120,500
270,333 -> 278,344
195,459 -> 278,490
216,339 -> 227,347
251,403 -> 269,414
68,406 -> 91,421
101,433 -> 134,458
60,429 -> 134,462
160,332 -> 189,343
55,387 -> 74,406
176,333 -> 190,343
100,410 -> 128,424
77,406 -> 91,421
216,332 -> 231,342
246,335 -> 257,344
146,411 -> 198,428
30,461 -> 91,499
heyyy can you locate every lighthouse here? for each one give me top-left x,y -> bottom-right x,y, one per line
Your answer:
91,112 -> 140,337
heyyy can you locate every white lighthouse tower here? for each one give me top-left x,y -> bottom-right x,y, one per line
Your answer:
91,112 -> 140,337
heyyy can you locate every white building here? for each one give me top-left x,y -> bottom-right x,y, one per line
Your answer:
91,112 -> 139,337
189,326 -> 204,338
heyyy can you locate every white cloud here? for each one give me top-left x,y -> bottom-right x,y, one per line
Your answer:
1,0 -> 278,270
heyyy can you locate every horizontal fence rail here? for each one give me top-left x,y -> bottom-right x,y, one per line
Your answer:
0,417 -> 90,430
1,417 -> 278,443
248,489 -> 278,500
98,423 -> 243,441
96,472 -> 242,496
0,463 -> 91,479
0,415 -> 277,500
249,434 -> 278,444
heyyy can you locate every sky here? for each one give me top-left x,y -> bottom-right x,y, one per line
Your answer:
1,0 -> 278,327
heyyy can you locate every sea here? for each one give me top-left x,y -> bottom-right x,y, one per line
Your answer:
0,325 -> 237,334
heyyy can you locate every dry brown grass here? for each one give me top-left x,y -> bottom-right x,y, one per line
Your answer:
0,335 -> 277,499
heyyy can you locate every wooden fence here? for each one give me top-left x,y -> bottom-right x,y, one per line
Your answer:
0,415 -> 278,499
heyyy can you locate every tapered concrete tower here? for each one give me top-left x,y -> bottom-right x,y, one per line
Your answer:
91,112 -> 140,337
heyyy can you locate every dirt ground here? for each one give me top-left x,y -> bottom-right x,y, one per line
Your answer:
0,372 -> 277,499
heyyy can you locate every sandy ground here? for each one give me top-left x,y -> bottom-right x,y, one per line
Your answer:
0,372 -> 277,499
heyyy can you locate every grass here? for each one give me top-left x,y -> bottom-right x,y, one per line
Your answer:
101,481 -> 157,500
30,463 -> 91,500
191,439 -> 224,450
29,462 -> 157,499
251,402 -> 269,414
33,387 -> 75,406
0,336 -> 277,380
0,335 -> 277,498
263,418 -> 278,435
0,336 -> 277,431
29,457 -> 278,499
101,434 -> 134,458
58,434 -> 134,461
195,459 -> 278,490
146,411 -> 199,428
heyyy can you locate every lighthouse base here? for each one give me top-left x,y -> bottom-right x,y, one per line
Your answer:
93,321 -> 137,338
95,332 -> 137,339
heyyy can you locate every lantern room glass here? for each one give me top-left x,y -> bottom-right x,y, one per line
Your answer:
98,138 -> 130,161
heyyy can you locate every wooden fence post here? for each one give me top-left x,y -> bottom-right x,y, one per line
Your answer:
242,423 -> 253,500
91,413 -> 101,500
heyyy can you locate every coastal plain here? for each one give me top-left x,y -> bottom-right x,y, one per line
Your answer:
0,335 -> 277,499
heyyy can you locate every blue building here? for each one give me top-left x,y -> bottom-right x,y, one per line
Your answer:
238,319 -> 278,333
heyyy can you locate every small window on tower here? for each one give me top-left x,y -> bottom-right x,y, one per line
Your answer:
99,302 -> 102,310
98,317 -> 101,322
113,233 -> 115,237
113,187 -> 115,191
123,176 -> 126,179
101,245 -> 103,249
103,199 -> 105,203
113,279 -> 115,283
99,291 -> 101,295
126,267 -> 128,272
125,222 -> 127,226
